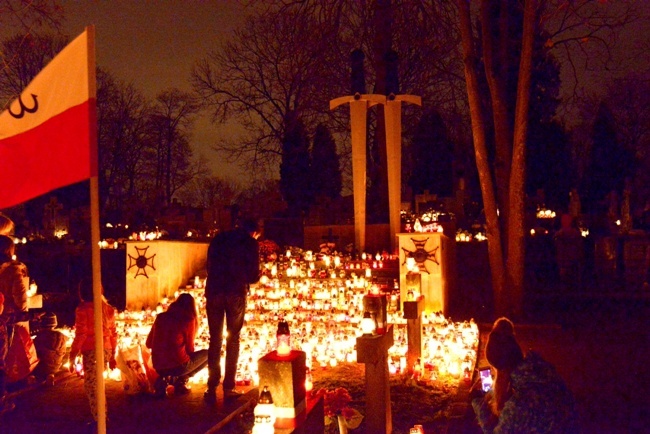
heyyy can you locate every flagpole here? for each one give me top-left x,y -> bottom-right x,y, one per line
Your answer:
87,25 -> 107,434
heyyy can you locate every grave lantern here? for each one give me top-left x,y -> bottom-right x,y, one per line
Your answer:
254,385 -> 276,428
360,311 -> 376,335
305,367 -> 313,394
276,319 -> 291,356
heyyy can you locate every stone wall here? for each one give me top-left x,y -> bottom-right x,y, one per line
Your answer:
397,232 -> 456,314
125,240 -> 208,310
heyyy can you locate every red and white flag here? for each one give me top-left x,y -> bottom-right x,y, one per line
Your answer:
0,28 -> 96,209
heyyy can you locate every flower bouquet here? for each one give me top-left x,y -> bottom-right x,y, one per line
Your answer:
258,239 -> 280,261
315,387 -> 363,433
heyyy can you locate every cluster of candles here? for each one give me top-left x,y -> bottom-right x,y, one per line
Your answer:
536,207 -> 557,219
98,239 -> 121,249
59,251 -> 478,390
405,219 -> 445,234
455,230 -> 487,243
401,208 -> 455,234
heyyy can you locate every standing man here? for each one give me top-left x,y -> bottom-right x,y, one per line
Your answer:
204,218 -> 260,403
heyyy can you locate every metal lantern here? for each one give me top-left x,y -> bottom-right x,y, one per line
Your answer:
276,319 -> 291,356
360,311 -> 376,335
252,415 -> 274,434
362,293 -> 387,334
254,385 -> 276,428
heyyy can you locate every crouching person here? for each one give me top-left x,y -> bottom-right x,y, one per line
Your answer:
33,312 -> 66,383
146,293 -> 207,397
470,317 -> 577,433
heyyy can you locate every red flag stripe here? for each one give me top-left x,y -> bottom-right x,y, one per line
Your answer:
0,100 -> 95,209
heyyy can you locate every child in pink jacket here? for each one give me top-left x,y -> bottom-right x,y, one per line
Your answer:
69,279 -> 118,424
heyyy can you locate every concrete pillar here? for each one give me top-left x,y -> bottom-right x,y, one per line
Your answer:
402,296 -> 424,374
356,324 -> 394,434
257,350 -> 307,428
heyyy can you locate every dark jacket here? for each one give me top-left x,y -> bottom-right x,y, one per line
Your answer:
473,351 -> 577,434
205,228 -> 259,297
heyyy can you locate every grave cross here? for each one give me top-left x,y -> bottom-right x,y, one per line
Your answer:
321,228 -> 339,243
43,196 -> 63,231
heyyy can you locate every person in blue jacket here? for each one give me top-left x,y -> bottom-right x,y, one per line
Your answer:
471,317 -> 577,433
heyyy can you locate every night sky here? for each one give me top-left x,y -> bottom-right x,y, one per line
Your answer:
61,0 -> 248,182
50,1 -> 650,184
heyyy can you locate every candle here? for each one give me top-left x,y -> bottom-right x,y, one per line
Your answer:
253,385 -> 276,430
276,319 -> 291,356
360,311 -> 375,335
305,368 -> 313,394
72,254 -> 478,390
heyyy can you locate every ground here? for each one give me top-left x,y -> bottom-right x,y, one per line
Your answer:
3,239 -> 649,433
2,293 -> 647,433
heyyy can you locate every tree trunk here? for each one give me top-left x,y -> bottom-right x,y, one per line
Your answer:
506,0 -> 537,319
458,0 -> 507,313
480,0 -> 512,239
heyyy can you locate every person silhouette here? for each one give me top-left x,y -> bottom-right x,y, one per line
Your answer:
203,219 -> 260,403
146,293 -> 207,397
471,317 -> 576,433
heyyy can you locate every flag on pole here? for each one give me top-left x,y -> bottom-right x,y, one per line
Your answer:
1,27 -> 106,433
0,29 -> 96,209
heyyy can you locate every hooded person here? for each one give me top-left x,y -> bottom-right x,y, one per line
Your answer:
484,317 -> 524,413
471,317 -> 577,434
33,312 -> 66,381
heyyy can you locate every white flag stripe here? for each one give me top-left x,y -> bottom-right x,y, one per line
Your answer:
0,30 -> 89,139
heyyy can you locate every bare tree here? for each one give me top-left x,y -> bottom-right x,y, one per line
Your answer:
458,0 -> 639,318
177,173 -> 240,210
235,180 -> 287,222
0,32 -> 67,106
192,4 -> 333,173
144,89 -> 201,208
0,0 -> 62,32
96,69 -> 152,220
193,0 -> 465,192
0,1 -> 63,101
541,0 -> 641,103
